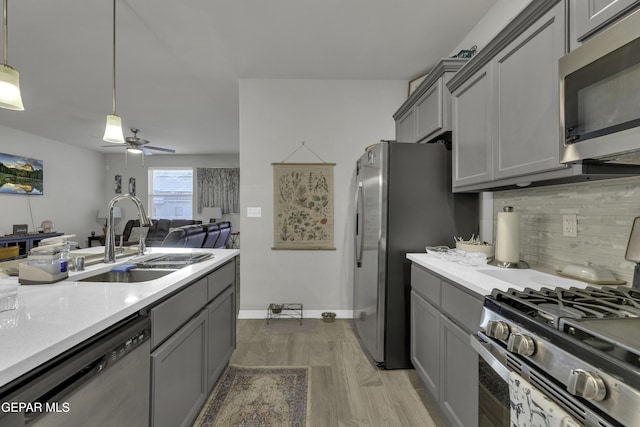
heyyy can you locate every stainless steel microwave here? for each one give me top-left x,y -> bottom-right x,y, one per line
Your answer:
560,8 -> 640,165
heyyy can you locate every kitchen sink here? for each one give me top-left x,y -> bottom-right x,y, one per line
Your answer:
76,252 -> 213,283
134,252 -> 213,269
78,269 -> 176,283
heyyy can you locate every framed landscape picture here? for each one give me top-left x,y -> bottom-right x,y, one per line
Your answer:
0,153 -> 44,195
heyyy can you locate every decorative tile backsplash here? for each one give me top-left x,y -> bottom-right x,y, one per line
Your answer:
493,176 -> 640,284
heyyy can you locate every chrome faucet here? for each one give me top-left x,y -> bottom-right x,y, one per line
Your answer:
103,194 -> 151,263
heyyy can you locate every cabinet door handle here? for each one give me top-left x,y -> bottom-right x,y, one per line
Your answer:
356,182 -> 364,268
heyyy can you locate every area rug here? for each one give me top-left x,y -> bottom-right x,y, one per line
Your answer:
193,365 -> 309,427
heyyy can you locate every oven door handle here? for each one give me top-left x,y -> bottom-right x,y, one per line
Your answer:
470,333 -> 510,383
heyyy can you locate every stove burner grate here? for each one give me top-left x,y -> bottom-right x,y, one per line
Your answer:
492,286 -> 640,328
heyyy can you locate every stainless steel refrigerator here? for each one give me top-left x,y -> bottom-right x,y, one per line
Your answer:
354,141 -> 478,369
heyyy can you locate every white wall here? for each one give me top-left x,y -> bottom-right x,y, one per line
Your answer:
450,0 -> 532,56
103,153 -> 240,234
238,79 -> 406,318
0,126 -> 105,246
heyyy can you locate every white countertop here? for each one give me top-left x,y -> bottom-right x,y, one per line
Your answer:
406,253 -> 590,296
0,246 -> 239,387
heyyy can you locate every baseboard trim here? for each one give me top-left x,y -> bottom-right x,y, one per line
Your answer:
238,309 -> 354,319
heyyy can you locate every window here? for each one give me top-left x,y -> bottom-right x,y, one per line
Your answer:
148,168 -> 193,219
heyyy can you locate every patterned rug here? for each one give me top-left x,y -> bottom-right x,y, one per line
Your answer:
193,365 -> 309,427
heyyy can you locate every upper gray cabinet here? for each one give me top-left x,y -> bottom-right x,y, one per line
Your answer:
394,59 -> 468,143
448,0 -> 580,192
395,107 -> 416,143
492,2 -> 567,180
451,64 -> 493,187
570,0 -> 640,48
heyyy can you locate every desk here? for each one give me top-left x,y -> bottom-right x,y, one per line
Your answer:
0,233 -> 63,258
87,235 -> 103,247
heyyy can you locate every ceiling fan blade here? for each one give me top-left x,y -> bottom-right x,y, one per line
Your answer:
142,148 -> 154,156
146,145 -> 176,153
100,145 -> 126,148
126,138 -> 150,146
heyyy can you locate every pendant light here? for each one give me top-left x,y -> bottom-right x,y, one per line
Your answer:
103,0 -> 124,144
0,0 -> 24,111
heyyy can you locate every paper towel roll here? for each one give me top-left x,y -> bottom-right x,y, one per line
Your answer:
495,208 -> 520,263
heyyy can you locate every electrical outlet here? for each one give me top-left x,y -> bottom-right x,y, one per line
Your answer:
563,214 -> 577,237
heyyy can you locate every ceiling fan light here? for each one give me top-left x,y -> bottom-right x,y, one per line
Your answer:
0,64 -> 24,111
103,114 -> 125,143
127,146 -> 143,154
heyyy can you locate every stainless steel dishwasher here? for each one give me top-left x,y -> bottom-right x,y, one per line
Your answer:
0,315 -> 151,427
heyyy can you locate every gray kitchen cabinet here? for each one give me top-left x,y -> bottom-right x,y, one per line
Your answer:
149,258 -> 237,427
207,284 -> 236,391
440,315 -> 479,427
492,2 -> 566,181
570,0 -> 640,47
150,276 -> 207,349
410,264 -> 482,427
449,0 -> 583,192
395,107 -> 417,143
410,289 -> 441,398
451,63 -> 493,187
151,309 -> 208,427
394,59 -> 467,144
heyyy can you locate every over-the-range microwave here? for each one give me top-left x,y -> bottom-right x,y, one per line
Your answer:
560,8 -> 640,165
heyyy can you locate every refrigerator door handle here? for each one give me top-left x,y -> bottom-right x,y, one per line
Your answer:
356,182 -> 364,268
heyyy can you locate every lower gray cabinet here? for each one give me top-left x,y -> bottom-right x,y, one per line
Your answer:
440,315 -> 479,427
149,258 -> 238,427
207,285 -> 236,391
410,264 -> 481,427
410,289 -> 440,398
151,310 -> 208,427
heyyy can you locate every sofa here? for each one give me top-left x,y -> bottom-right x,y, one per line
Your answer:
161,221 -> 232,248
121,219 -> 202,246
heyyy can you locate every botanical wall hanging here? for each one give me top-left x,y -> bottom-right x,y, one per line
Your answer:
197,168 -> 240,214
272,162 -> 335,250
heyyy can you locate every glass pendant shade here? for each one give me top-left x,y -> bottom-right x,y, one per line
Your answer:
127,146 -> 143,154
103,114 -> 125,143
0,64 -> 24,110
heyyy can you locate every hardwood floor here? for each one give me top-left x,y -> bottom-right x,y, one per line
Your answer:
230,318 -> 446,427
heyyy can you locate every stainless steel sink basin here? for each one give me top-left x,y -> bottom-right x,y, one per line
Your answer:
135,252 -> 213,269
76,253 -> 212,282
78,269 -> 176,283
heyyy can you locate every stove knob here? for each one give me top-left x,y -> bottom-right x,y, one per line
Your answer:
567,369 -> 606,401
486,321 -> 510,340
507,333 -> 535,356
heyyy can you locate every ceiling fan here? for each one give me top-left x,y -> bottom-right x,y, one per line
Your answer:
102,128 -> 176,155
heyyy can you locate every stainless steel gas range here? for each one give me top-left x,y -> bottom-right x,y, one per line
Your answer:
472,286 -> 640,427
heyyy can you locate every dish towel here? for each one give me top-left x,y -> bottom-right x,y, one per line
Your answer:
509,371 -> 580,427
